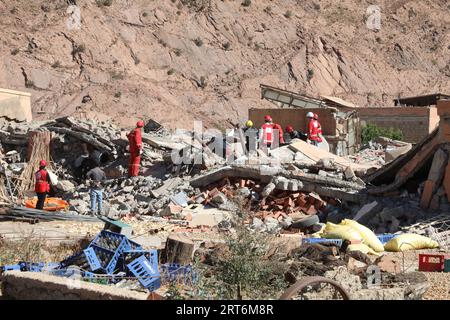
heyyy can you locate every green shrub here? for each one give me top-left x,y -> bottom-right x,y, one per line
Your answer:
361,123 -> 403,144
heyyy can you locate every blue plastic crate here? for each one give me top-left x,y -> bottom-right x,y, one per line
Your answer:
23,262 -> 45,272
122,250 -> 158,274
0,264 -> 22,272
89,230 -> 129,252
83,247 -> 102,271
126,239 -> 143,251
377,234 -> 397,244
59,252 -> 87,269
302,238 -> 343,246
160,263 -> 197,284
127,255 -> 160,289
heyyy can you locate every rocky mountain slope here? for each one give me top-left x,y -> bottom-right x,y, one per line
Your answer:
0,0 -> 449,129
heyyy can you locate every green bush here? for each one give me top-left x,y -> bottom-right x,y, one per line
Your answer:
361,123 -> 403,144
96,0 -> 113,7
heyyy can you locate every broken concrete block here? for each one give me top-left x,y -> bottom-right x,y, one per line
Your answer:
211,192 -> 227,205
385,144 -> 412,163
375,255 -> 402,273
261,182 -> 276,198
161,204 -> 183,217
56,180 -> 75,192
344,167 -> 356,180
353,201 -> 382,224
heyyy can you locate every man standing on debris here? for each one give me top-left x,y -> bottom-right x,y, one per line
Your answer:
127,120 -> 144,177
35,160 -> 51,210
86,165 -> 107,215
243,120 -> 259,152
306,112 -> 323,146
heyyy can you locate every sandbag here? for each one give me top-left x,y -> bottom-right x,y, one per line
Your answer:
340,219 -> 384,252
322,222 -> 363,242
384,234 -> 439,252
347,243 -> 380,256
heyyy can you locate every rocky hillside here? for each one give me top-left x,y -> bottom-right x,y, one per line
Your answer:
0,0 -> 449,129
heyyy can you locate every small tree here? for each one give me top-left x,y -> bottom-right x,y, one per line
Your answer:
361,123 -> 403,144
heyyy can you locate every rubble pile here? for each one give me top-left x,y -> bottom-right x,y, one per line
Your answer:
348,136 -> 413,167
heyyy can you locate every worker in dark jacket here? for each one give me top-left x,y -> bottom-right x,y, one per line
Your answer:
86,166 -> 107,215
285,125 -> 308,142
243,120 -> 259,153
35,160 -> 51,210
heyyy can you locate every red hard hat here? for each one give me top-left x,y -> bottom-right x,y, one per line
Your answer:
314,113 -> 319,120
264,115 -> 272,122
286,125 -> 294,133
39,160 -> 47,167
136,120 -> 145,128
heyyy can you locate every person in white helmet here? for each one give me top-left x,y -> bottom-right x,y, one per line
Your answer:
306,112 -> 323,146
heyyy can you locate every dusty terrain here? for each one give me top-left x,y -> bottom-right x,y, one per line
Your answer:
0,0 -> 449,129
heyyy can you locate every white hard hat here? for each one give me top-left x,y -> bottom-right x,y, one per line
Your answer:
306,112 -> 314,118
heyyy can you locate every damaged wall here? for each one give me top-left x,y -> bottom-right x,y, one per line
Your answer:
357,107 -> 439,143
249,107 -> 360,156
0,88 -> 32,122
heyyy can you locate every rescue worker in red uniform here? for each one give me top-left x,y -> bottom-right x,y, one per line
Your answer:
306,112 -> 323,146
272,122 -> 285,145
127,120 -> 144,177
260,115 -> 274,149
35,160 -> 51,210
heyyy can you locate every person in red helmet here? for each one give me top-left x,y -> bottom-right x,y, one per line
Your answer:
306,112 -> 322,146
35,160 -> 51,210
285,125 -> 307,142
127,120 -> 144,177
260,115 -> 274,149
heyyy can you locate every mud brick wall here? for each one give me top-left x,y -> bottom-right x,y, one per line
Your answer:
0,88 -> 32,122
249,108 -> 337,136
437,100 -> 450,143
357,107 -> 439,143
1,271 -> 148,300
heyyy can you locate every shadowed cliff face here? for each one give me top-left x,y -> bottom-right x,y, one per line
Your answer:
0,0 -> 448,129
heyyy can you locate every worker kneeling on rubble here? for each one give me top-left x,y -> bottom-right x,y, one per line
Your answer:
35,160 -> 51,210
285,125 -> 307,143
86,165 -> 107,215
127,120 -> 144,177
306,112 -> 323,146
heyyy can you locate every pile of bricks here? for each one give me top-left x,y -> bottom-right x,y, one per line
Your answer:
195,177 -> 332,221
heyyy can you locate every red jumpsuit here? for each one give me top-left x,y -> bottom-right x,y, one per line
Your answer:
308,119 -> 323,145
272,123 -> 285,145
261,123 -> 273,147
127,127 -> 143,177
35,169 -> 50,210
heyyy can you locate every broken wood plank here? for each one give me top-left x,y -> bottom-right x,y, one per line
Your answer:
368,134 -> 440,195
443,161 -> 450,203
427,148 -> 449,192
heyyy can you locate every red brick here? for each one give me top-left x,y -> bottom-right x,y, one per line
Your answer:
296,196 -> 307,208
284,197 -> 294,208
437,100 -> 450,117
420,180 -> 436,209
239,179 -> 246,188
